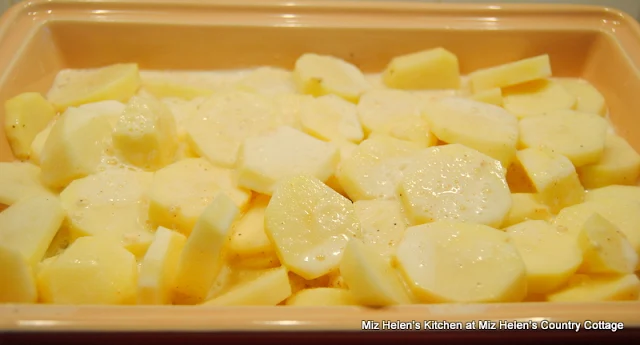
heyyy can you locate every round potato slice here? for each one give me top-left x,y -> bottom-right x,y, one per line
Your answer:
395,221 -> 527,303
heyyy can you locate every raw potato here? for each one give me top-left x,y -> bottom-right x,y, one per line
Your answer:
382,47 -> 460,90
510,148 -> 584,213
398,144 -> 511,227
469,87 -> 503,106
502,79 -> 576,118
340,239 -> 412,306
272,93 -> 315,130
39,106 -> 114,189
148,158 -> 251,235
502,193 -> 551,228
518,110 -> 608,167
554,199 -> 640,267
505,220 -> 582,294
4,92 -> 57,159
60,169 -> 155,258
113,95 -> 179,170
203,266 -> 292,306
0,194 -> 65,267
30,119 -> 55,165
286,287 -> 357,306
138,227 -> 187,305
300,94 -> 364,143
373,115 -> 437,148
0,161 -> 50,206
578,213 -> 638,274
337,134 -> 422,201
354,199 -> 408,259
174,193 -> 240,303
184,91 -> 278,167
236,126 -> 340,195
557,78 -> 607,116
546,274 -> 640,302
586,185 -> 640,203
356,89 -> 424,134
423,97 -> 518,167
293,53 -> 370,103
38,236 -> 138,305
396,221 -> 527,303
228,194 -> 275,258
141,79 -> 214,100
47,64 -> 141,111
265,175 -> 361,280
236,67 -> 298,96
468,54 -> 552,92
577,134 -> 640,188
0,244 -> 37,303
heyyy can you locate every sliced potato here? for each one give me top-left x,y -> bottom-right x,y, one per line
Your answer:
557,78 -> 607,116
265,175 -> 361,280
578,213 -> 638,274
512,148 -> 584,213
373,115 -> 437,148
0,161 -> 51,206
398,144 -> 511,227
505,220 -> 582,294
469,87 -> 503,106
0,244 -> 37,303
340,239 -> 411,306
236,126 -> 340,195
357,89 -> 424,134
4,92 -> 57,159
300,94 -> 364,143
382,47 -> 460,90
547,274 -> 640,302
502,193 -> 551,228
46,64 -> 140,111
468,54 -> 551,92
396,221 -> 527,303
502,79 -> 576,118
293,53 -> 370,103
577,134 -> 640,188
586,185 -> 640,203
228,194 -> 275,258
30,118 -> 56,165
285,287 -> 356,306
203,266 -> 292,306
423,97 -> 518,167
518,110 -> 608,167
354,199 -> 408,259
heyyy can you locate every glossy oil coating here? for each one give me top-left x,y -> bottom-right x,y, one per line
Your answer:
0,0 -> 640,332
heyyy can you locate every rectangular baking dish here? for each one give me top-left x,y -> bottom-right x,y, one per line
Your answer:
0,0 -> 639,332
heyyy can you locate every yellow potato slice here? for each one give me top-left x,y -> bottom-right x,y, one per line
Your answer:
336,134 -> 422,201
293,53 -> 370,103
502,193 -> 551,228
511,148 -> 584,213
300,94 -> 364,143
160,97 -> 204,137
502,79 -> 576,118
203,266 -> 292,306
228,194 -> 275,258
137,227 -> 186,305
518,110 -> 608,167
174,193 -> 240,303
557,78 -> 607,116
0,161 -> 51,206
340,239 -> 412,306
265,175 -> 361,280
586,185 -> 640,203
38,236 -> 137,305
578,213 -> 638,274
398,144 -> 511,227
288,271 -> 334,294
183,91 -> 278,168
0,194 -> 65,268
30,118 -> 56,165
577,134 -> 640,188
423,97 -> 518,167
148,158 -> 251,235
382,47 -> 460,90
505,220 -> 582,294
354,199 -> 408,259
60,169 -> 155,258
0,244 -> 37,303
468,54 -> 552,92
373,115 -> 437,148
547,274 -> 640,302
396,221 -> 527,303
112,95 -> 179,171
4,92 -> 57,159
46,64 -> 141,111
236,126 -> 340,195
356,89 -> 425,134
272,93 -> 315,130
285,287 -> 357,306
469,87 -> 503,106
